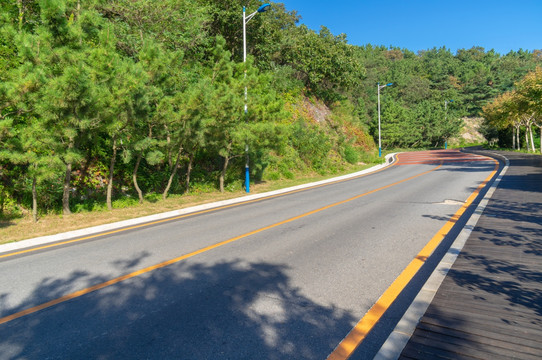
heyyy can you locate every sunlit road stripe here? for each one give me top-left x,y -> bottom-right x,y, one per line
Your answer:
0,163 -> 396,260
398,158 -> 491,165
0,164 -> 440,326
327,156 -> 499,360
399,156 -> 489,162
398,157 -> 489,162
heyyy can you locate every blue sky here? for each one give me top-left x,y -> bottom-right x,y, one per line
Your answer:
281,0 -> 542,55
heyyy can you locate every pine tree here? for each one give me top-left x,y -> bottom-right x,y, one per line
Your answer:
22,0 -> 103,215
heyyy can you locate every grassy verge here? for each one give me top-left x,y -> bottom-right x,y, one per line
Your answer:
0,162 -> 382,245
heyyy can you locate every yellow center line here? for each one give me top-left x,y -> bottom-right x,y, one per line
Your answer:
0,163 -> 437,326
327,156 -> 499,360
1,163 -> 395,260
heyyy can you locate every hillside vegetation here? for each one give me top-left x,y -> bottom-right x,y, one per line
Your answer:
1,0 -> 541,222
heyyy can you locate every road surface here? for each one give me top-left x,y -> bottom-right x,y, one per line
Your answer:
0,150 -> 500,359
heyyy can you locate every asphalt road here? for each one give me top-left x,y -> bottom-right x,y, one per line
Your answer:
0,150 -> 500,359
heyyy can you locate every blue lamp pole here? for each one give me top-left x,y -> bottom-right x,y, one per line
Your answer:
377,82 -> 393,157
243,3 -> 270,193
444,99 -> 453,149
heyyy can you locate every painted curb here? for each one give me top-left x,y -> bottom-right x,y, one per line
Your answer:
1,154 -> 397,255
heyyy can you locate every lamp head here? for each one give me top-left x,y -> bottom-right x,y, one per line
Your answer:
258,3 -> 271,12
386,83 -> 393,87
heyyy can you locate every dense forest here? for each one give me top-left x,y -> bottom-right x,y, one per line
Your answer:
1,0 -> 541,221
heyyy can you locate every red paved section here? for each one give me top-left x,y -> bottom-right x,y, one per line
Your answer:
396,150 -> 492,165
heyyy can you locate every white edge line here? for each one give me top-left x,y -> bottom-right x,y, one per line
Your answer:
373,152 -> 509,360
1,154 -> 398,254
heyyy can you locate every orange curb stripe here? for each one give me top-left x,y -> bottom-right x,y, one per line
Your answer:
327,157 -> 499,360
0,164 -> 436,326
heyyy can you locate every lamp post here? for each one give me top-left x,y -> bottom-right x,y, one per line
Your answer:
377,82 -> 393,157
444,99 -> 453,149
243,3 -> 270,193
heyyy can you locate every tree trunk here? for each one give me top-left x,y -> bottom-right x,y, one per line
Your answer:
525,128 -> 529,152
32,176 -> 38,223
62,161 -> 72,215
184,152 -> 194,195
79,146 -> 93,183
165,124 -> 172,168
62,137 -> 76,216
219,155 -> 229,193
529,125 -> 535,152
106,138 -> 117,210
163,145 -> 182,200
133,152 -> 144,203
17,0 -> 23,31
540,127 -> 542,154
517,126 -> 521,150
512,128 -> 515,150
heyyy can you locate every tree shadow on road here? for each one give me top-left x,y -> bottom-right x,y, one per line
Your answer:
399,169 -> 542,359
447,193 -> 542,317
0,256 -> 357,359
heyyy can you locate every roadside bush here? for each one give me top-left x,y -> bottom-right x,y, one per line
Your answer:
112,196 -> 140,209
291,120 -> 332,171
342,144 -> 360,164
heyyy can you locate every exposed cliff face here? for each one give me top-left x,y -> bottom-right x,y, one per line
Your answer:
287,96 -> 331,123
285,95 -> 374,148
450,117 -> 486,145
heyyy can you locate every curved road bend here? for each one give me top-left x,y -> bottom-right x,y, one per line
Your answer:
0,149 -> 501,359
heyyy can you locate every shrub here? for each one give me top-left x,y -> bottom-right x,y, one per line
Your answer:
342,145 -> 360,164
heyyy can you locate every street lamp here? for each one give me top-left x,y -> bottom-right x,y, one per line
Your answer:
377,82 -> 393,157
444,99 -> 453,149
243,3 -> 270,193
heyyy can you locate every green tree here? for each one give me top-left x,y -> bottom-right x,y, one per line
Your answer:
5,118 -> 63,222
380,99 -> 419,148
283,25 -> 365,104
157,83 -> 208,199
205,36 -> 245,192
99,0 -> 210,58
483,91 -> 522,149
173,80 -> 213,194
197,0 -> 299,66
129,42 -> 184,201
517,67 -> 542,152
88,29 -> 150,210
6,0 -> 104,215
